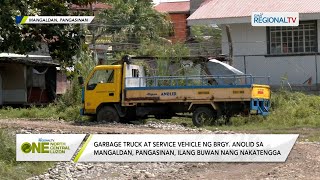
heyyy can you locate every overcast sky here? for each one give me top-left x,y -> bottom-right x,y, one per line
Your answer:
152,0 -> 189,5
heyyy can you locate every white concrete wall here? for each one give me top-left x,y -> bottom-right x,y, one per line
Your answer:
221,24 -> 267,56
220,22 -> 320,85
233,55 -> 317,85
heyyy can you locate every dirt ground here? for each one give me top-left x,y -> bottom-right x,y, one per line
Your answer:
1,119 -> 319,180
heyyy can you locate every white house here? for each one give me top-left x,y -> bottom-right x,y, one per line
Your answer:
188,0 -> 320,89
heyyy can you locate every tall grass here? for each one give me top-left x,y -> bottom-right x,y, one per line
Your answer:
54,50 -> 96,121
0,129 -> 53,180
229,91 -> 320,129
0,104 -> 83,121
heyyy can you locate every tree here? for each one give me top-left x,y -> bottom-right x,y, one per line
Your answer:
0,0 -> 41,54
189,25 -> 222,57
89,0 -> 172,45
0,0 -> 98,66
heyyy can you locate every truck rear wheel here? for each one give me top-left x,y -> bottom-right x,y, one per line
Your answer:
192,107 -> 216,127
97,106 -> 120,123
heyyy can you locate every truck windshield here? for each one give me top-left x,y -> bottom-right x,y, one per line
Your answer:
88,70 -> 114,87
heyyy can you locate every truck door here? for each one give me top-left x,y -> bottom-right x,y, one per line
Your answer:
84,67 -> 121,113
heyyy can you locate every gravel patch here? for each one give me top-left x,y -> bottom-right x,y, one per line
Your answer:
28,162 -> 211,180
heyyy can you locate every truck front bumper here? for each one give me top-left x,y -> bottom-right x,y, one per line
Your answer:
80,108 -> 84,116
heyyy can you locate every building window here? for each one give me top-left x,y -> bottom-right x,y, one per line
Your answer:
268,21 -> 317,54
169,22 -> 175,37
132,69 -> 139,77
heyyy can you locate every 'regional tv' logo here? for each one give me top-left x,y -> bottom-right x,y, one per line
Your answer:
21,138 -> 70,154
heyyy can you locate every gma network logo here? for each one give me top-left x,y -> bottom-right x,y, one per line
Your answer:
251,12 -> 299,26
21,138 -> 70,154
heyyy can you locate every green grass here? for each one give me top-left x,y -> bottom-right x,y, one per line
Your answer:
228,91 -> 320,129
0,129 -> 53,180
0,104 -> 84,121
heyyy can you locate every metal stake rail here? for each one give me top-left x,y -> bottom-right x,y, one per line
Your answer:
125,75 -> 271,88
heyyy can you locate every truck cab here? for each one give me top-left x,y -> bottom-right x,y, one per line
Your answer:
83,65 -> 122,115
81,63 -> 146,116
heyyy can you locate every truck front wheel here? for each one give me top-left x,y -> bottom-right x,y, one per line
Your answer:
97,106 -> 120,123
192,107 -> 216,127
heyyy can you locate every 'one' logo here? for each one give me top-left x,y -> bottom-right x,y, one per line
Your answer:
21,142 -> 50,153
21,142 -> 32,153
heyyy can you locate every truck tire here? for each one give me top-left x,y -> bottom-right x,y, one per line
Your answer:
155,114 -> 173,119
97,106 -> 120,123
192,107 -> 215,127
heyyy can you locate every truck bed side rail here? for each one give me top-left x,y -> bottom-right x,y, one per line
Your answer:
125,74 -> 270,89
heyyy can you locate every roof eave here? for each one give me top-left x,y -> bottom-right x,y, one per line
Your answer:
188,13 -> 320,26
187,17 -> 250,26
165,10 -> 190,14
0,57 -> 59,66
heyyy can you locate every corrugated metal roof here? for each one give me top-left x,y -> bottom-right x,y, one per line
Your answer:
189,0 -> 320,20
0,53 -> 58,66
0,53 -> 51,59
155,1 -> 190,13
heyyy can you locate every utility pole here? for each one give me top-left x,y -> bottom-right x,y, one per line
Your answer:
89,2 -> 98,65
226,25 -> 233,66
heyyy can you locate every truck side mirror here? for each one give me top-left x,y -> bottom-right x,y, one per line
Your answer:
122,55 -> 132,64
78,76 -> 84,86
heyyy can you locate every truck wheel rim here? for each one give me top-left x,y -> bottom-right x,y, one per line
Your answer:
101,112 -> 116,122
197,112 -> 212,126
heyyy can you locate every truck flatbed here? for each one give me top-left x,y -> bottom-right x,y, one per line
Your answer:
124,75 -> 269,102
